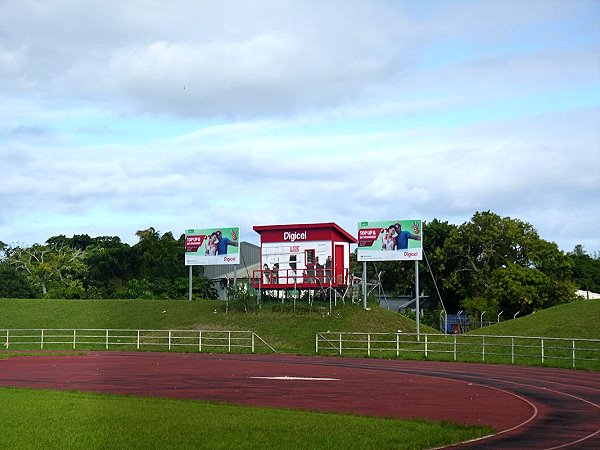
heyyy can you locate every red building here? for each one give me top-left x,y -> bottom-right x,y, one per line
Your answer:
252,222 -> 357,290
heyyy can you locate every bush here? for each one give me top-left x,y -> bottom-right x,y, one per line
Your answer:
227,283 -> 259,312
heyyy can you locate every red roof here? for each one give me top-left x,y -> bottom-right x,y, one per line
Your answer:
253,222 -> 357,244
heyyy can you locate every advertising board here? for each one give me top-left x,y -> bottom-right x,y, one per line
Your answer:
184,227 -> 240,265
357,219 -> 423,261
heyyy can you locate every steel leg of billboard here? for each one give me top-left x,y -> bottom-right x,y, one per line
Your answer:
233,264 -> 237,291
415,260 -> 420,340
188,266 -> 193,301
362,261 -> 367,309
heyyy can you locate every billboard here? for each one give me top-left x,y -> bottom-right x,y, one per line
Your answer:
357,219 -> 422,261
185,227 -> 240,266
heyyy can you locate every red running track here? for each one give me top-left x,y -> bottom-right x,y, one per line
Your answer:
0,352 -> 599,449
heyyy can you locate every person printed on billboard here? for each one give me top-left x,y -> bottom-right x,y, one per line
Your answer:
393,222 -> 421,250
215,229 -> 239,255
382,226 -> 396,251
205,232 -> 218,256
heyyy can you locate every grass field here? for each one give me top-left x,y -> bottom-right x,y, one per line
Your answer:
0,297 -> 597,448
0,387 -> 492,450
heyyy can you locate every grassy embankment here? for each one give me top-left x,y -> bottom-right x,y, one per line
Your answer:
0,297 -> 430,354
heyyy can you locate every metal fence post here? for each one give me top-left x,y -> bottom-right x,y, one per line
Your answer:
168,331 -> 172,351
41,329 -> 44,350
137,330 -> 140,350
541,338 -> 545,364
199,330 -> 202,353
228,331 -> 231,353
5,329 -> 8,349
482,335 -> 485,362
73,329 -> 76,349
453,334 -> 457,361
367,333 -> 371,357
252,332 -> 255,353
424,334 -> 428,358
316,333 -> 319,353
106,329 -> 109,350
572,340 -> 576,369
511,337 -> 515,364
339,333 -> 342,356
396,333 -> 400,357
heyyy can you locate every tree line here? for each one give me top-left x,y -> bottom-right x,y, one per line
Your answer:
352,211 -> 597,318
1,211 -> 598,318
0,227 -> 217,301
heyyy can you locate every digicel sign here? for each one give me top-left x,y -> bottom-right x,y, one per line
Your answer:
255,226 -> 341,243
283,231 -> 307,242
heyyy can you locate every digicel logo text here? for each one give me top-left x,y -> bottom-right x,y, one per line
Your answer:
224,256 -> 237,262
283,231 -> 307,242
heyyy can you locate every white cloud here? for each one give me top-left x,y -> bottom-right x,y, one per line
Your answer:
0,1 -> 598,254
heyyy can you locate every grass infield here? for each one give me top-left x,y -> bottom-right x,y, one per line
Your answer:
0,387 -> 492,450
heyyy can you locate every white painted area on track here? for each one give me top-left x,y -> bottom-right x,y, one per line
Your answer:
249,376 -> 339,381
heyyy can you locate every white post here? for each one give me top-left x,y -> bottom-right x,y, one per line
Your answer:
482,335 -> 486,362
453,334 -> 457,361
73,329 -> 76,349
137,330 -> 140,350
541,339 -> 545,364
41,329 -> 44,350
511,337 -> 515,364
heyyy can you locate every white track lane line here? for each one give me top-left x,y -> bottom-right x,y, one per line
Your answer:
248,376 -> 339,381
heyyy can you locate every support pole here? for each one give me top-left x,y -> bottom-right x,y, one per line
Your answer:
362,261 -> 367,309
233,264 -> 238,290
415,260 -> 420,339
188,265 -> 193,301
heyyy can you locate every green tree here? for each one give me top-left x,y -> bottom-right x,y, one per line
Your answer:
0,262 -> 38,298
9,244 -> 86,296
568,245 -> 600,293
421,219 -> 458,311
441,211 -> 575,317
134,228 -> 186,280
84,239 -> 139,297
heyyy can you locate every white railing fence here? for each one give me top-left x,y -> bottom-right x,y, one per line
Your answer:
1,329 -> 276,354
315,332 -> 600,369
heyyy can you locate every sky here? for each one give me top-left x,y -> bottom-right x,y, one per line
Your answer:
1,0 -> 599,254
